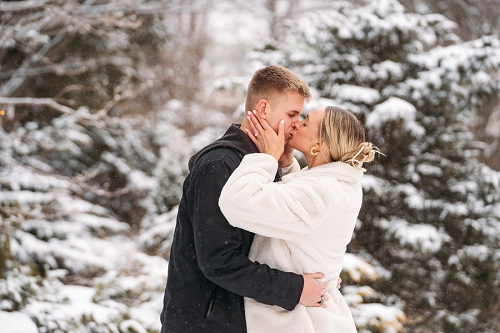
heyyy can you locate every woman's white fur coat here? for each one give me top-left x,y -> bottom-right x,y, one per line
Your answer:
219,153 -> 362,333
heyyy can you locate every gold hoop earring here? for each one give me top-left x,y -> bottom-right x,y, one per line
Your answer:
310,146 -> 319,156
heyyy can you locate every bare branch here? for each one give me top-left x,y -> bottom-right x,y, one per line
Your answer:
0,0 -> 47,12
74,1 -> 212,15
0,84 -> 153,123
0,32 -> 67,97
0,65 -> 56,80
54,84 -> 98,99
0,97 -> 83,117
0,55 -> 137,81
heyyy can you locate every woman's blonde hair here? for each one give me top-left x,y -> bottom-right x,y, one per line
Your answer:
320,106 -> 378,169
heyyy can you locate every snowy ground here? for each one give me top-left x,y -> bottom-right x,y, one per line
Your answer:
3,233 -> 168,333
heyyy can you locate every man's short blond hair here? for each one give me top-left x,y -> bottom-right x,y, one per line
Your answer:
245,65 -> 312,111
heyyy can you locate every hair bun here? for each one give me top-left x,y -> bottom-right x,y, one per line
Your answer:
342,142 -> 379,169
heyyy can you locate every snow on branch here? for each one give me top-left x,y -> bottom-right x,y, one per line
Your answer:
0,95 -> 138,124
0,0 -> 199,14
0,97 -> 84,118
74,1 -> 211,15
0,0 -> 47,12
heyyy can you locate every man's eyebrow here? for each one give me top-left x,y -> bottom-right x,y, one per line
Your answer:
289,110 -> 300,115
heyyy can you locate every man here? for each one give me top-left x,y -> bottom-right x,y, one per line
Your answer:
160,65 -> 326,333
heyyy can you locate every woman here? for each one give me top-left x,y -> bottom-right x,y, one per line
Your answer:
219,106 -> 378,333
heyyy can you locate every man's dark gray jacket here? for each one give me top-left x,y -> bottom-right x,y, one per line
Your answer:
160,124 -> 304,333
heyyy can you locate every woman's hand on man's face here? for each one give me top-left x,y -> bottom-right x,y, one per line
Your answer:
245,110 -> 284,161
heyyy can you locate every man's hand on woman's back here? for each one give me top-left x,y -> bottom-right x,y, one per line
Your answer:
299,273 -> 328,308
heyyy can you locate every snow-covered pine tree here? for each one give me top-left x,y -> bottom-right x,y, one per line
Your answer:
399,0 -> 500,171
0,105 -> 171,331
0,1 -> 227,331
249,0 -> 500,331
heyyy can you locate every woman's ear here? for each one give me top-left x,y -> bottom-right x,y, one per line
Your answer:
255,99 -> 268,119
319,142 -> 332,162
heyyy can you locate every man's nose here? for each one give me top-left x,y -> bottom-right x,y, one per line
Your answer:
291,121 -> 298,130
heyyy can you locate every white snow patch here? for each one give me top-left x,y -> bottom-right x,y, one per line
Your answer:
331,85 -> 381,104
417,164 -> 443,176
377,218 -> 451,253
70,213 -> 131,234
66,129 -> 93,146
343,253 -> 378,283
361,175 -> 387,196
24,285 -> 121,327
0,191 -> 54,206
0,311 -> 38,333
396,184 -> 425,210
367,97 -> 425,138
351,303 -> 406,333
374,60 -> 404,80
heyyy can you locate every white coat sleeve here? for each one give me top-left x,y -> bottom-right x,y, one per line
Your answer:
219,153 -> 334,240
279,157 -> 301,176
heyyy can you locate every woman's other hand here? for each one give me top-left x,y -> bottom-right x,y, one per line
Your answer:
245,111 -> 284,161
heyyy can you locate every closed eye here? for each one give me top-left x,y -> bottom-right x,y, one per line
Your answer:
302,115 -> 309,127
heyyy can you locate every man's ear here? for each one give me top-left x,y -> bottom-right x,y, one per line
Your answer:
255,99 -> 268,119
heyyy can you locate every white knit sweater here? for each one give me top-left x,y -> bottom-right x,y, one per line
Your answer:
219,153 -> 362,333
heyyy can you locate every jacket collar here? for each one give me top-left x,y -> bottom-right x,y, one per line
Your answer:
188,124 -> 258,171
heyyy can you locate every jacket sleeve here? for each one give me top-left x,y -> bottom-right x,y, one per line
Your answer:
190,156 -> 303,311
219,153 -> 334,240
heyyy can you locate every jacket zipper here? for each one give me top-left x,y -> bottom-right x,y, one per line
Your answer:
206,288 -> 218,318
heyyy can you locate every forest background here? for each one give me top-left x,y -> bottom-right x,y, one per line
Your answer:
1,0 -> 500,332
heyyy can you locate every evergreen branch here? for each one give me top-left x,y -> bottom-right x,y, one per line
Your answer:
1,152 -> 130,200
